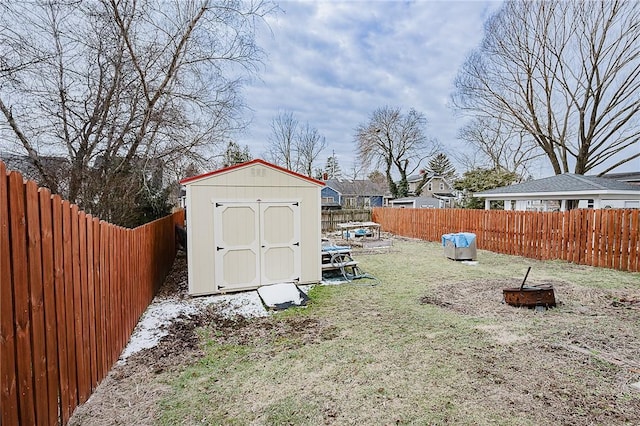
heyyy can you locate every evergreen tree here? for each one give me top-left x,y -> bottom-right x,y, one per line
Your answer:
222,141 -> 252,168
425,152 -> 456,179
323,154 -> 342,179
453,167 -> 519,209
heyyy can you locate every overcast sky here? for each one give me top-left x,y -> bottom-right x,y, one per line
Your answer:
238,0 -> 504,177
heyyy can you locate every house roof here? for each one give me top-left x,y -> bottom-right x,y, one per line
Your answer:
433,192 -> 456,198
603,171 -> 640,183
323,179 -> 388,196
407,173 -> 425,183
475,173 -> 640,197
180,159 -> 325,186
406,173 -> 451,184
390,196 -> 440,207
1,153 -> 69,180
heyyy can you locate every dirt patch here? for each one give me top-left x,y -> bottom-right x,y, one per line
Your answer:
153,254 -> 189,299
421,278 -> 640,318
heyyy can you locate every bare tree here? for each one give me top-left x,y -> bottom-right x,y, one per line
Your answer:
457,116 -> 544,178
0,0 -> 273,225
355,106 -> 436,198
297,122 -> 327,177
267,111 -> 326,176
267,111 -> 299,170
452,0 -> 640,176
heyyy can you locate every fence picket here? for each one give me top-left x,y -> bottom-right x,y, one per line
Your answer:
52,194 -> 71,424
98,221 -> 108,381
1,164 -> 19,426
620,211 -> 630,271
92,217 -> 101,386
79,210 -> 92,401
38,188 -> 60,425
615,211 -> 623,270
607,210 -> 616,268
8,172 -> 36,424
86,215 -> 98,390
24,180 -> 51,424
596,209 -> 605,268
629,210 -> 639,272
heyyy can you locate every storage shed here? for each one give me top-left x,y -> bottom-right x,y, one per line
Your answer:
180,159 -> 325,295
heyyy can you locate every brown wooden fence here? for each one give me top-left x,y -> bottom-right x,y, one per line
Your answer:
322,209 -> 372,232
372,207 -> 640,272
1,161 -> 184,425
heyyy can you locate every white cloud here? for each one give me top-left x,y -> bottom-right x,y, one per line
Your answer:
239,0 -> 503,174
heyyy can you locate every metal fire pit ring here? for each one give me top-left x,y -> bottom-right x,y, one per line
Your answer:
503,285 -> 556,308
503,267 -> 556,308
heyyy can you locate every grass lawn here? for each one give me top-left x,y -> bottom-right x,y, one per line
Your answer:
70,238 -> 640,425
157,239 -> 640,425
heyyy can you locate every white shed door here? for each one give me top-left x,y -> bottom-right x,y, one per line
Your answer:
214,203 -> 261,291
260,202 -> 301,285
213,201 -> 300,291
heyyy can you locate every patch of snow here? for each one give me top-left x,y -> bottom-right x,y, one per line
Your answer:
192,291 -> 270,318
631,382 -> 640,392
321,278 -> 348,285
298,284 -> 314,294
118,290 -> 268,363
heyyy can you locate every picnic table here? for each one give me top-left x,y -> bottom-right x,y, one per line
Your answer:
321,245 -> 361,280
336,221 -> 381,241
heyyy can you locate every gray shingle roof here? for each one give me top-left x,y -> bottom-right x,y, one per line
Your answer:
477,173 -> 640,195
603,171 -> 640,183
324,179 -> 389,196
391,196 -> 440,207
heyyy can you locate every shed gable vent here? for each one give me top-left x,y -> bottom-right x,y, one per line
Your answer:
251,168 -> 266,177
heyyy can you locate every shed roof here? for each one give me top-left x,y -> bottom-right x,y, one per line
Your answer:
180,159 -> 325,186
475,173 -> 640,196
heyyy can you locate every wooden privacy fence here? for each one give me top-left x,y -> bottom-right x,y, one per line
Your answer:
372,207 -> 640,272
322,209 -> 372,232
1,161 -> 185,425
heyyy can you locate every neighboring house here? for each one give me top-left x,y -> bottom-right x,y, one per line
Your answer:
1,152 -> 70,193
93,155 -> 168,190
390,196 -> 442,208
321,179 -> 389,209
406,172 -> 456,207
473,173 -> 640,211
603,171 -> 640,186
